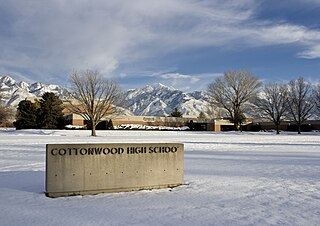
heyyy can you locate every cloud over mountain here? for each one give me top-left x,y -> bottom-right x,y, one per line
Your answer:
1,0 -> 320,91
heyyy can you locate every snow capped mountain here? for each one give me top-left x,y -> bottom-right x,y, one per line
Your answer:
0,75 -> 69,106
125,83 -> 210,116
1,76 -> 16,87
1,75 -> 210,116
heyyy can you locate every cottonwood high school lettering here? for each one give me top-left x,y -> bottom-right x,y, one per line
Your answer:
49,146 -> 179,156
46,143 -> 184,197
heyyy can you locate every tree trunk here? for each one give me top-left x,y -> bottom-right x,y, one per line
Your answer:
91,126 -> 96,136
276,124 -> 280,134
298,124 -> 301,134
234,121 -> 240,131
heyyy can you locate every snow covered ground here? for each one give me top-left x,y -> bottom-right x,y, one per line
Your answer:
0,129 -> 319,226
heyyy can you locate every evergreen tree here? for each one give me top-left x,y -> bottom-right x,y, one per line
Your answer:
14,99 -> 39,129
107,119 -> 114,130
198,112 -> 206,119
38,92 -> 65,129
171,108 -> 183,117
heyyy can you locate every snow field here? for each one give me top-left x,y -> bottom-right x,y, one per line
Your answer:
0,129 -> 319,225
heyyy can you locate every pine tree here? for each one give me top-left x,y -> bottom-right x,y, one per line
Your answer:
171,108 -> 183,117
198,112 -> 206,119
107,119 -> 114,130
15,99 -> 39,129
38,92 -> 65,129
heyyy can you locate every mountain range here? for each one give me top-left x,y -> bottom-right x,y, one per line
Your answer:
125,83 -> 209,116
0,75 -> 209,116
0,75 -> 70,106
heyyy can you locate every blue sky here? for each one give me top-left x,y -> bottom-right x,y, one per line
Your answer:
0,0 -> 320,92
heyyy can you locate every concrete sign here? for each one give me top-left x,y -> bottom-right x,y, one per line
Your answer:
46,143 -> 184,198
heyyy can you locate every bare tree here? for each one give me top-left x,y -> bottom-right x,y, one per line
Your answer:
208,69 -> 261,131
0,105 -> 10,126
0,102 -> 14,127
67,70 -> 123,136
288,77 -> 314,134
315,83 -> 320,115
0,93 -> 13,126
255,83 -> 289,134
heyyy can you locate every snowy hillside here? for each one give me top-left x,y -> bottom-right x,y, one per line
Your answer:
125,83 -> 210,116
0,75 -> 69,106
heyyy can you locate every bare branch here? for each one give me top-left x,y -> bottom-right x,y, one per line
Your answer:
287,77 -> 315,134
207,69 -> 261,130
66,69 -> 123,136
255,83 -> 289,134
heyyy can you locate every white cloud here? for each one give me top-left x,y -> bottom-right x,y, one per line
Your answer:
297,45 -> 320,59
156,72 -> 222,91
160,73 -> 192,79
0,0 -> 320,84
265,24 -> 320,58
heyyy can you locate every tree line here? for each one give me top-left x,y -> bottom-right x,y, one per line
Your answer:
207,69 -> 320,134
1,69 -> 320,135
